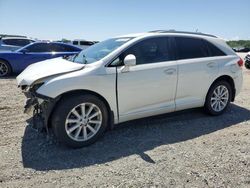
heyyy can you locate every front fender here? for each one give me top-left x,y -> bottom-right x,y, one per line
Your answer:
36,67 -> 118,122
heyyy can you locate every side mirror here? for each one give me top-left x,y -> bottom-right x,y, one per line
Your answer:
124,54 -> 136,66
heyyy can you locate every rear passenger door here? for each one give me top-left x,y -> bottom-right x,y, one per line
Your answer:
115,37 -> 178,122
174,36 -> 220,110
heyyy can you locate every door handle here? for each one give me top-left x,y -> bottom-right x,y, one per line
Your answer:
207,62 -> 216,68
164,68 -> 176,75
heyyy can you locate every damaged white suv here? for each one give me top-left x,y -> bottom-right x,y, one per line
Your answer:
17,31 -> 243,148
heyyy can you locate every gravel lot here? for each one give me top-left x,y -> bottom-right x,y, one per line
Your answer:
0,53 -> 249,188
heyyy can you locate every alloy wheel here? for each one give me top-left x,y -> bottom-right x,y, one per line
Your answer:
0,62 -> 9,77
210,85 -> 229,112
65,103 -> 102,142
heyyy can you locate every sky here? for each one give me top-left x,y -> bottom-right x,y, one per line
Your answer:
0,0 -> 250,41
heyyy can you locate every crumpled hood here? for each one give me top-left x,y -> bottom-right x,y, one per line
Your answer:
17,57 -> 85,86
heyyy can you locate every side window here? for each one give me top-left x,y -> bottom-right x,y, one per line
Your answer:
15,39 -> 31,46
72,41 -> 78,45
2,39 -> 18,46
3,39 -> 32,46
25,43 -> 51,52
115,37 -> 174,66
175,37 -> 209,60
205,41 -> 226,57
49,44 -> 67,52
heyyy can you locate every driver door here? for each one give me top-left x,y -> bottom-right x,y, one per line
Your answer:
20,43 -> 55,70
115,37 -> 178,123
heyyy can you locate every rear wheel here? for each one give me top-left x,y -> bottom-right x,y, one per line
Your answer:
204,81 -> 232,115
0,60 -> 11,77
52,94 -> 109,148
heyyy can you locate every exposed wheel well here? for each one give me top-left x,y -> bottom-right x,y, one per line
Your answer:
48,90 -> 114,129
209,75 -> 235,102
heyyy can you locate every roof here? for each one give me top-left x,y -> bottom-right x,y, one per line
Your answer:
1,37 -> 34,40
116,30 -> 217,39
149,30 -> 217,38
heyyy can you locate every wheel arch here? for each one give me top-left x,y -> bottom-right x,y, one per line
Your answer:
208,75 -> 235,102
48,89 -> 114,129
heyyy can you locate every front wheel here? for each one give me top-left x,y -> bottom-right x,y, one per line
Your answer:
52,94 -> 109,148
0,60 -> 11,77
204,81 -> 232,115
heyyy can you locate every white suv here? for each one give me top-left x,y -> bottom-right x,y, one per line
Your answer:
17,31 -> 243,148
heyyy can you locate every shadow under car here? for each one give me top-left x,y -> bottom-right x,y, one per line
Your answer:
21,104 -> 250,171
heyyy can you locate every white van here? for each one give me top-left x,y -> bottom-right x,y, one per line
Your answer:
72,39 -> 95,50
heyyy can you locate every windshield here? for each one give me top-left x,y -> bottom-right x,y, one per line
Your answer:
69,37 -> 133,64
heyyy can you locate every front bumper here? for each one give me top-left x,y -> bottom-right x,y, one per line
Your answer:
23,91 -> 58,131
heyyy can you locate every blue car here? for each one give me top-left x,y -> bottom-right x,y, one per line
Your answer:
0,42 -> 82,77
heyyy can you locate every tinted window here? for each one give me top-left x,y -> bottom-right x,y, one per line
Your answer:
61,44 -> 80,52
25,43 -> 51,52
176,37 -> 209,60
116,37 -> 174,66
3,39 -> 32,46
3,39 -> 17,45
72,41 -> 78,45
49,44 -> 79,52
205,41 -> 226,56
15,39 -> 33,46
49,44 -> 67,52
80,41 -> 94,46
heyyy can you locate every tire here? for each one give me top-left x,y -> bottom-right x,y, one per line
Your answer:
51,94 -> 109,148
0,60 -> 11,77
204,80 -> 232,116
245,61 -> 250,69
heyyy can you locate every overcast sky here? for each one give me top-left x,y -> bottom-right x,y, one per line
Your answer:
0,0 -> 249,41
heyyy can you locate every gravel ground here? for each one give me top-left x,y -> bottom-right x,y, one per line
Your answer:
0,53 -> 250,187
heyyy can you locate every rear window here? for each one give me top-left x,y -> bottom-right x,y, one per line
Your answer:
175,37 -> 209,60
205,41 -> 226,56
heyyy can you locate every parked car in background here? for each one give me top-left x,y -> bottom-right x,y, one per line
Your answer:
0,37 -> 35,51
245,52 -> 250,69
17,31 -> 243,148
0,42 -> 81,77
233,47 -> 250,53
72,39 -> 95,50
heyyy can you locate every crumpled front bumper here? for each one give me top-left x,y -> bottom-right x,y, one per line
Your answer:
23,90 -> 58,131
24,97 -> 38,114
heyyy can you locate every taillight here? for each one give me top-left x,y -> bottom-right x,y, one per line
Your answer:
237,58 -> 244,67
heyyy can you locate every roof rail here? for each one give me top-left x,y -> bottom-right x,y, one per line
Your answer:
149,30 -> 217,38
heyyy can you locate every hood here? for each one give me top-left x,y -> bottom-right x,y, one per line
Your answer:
17,57 -> 85,86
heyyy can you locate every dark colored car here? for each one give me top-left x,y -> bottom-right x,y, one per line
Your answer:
245,53 -> 250,69
0,42 -> 82,77
0,37 -> 35,51
234,47 -> 250,53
